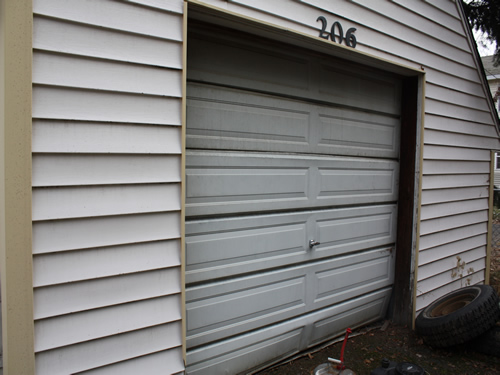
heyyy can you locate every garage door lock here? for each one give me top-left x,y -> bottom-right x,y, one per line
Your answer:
309,240 -> 321,249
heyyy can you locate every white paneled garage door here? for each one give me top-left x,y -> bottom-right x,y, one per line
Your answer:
185,23 -> 402,374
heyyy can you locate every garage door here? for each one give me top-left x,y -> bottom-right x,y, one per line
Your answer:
185,23 -> 402,374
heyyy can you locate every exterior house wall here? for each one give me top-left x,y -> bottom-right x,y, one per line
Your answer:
0,1 -> 35,373
188,0 -> 500,313
1,0 -> 499,373
31,0 -> 184,374
481,56 -> 500,186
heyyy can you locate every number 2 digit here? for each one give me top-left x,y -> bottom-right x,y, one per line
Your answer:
316,16 -> 329,39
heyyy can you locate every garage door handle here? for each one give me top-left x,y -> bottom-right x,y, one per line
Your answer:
309,240 -> 321,248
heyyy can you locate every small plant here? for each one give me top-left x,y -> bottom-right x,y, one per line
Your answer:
451,256 -> 474,286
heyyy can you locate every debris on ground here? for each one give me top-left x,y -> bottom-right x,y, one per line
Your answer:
256,322 -> 500,375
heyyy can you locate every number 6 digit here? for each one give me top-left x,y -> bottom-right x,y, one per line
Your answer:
345,27 -> 357,48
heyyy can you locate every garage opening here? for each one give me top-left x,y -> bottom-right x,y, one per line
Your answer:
184,18 -> 420,375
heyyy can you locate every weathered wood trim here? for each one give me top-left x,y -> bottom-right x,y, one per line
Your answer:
392,74 -> 421,326
412,74 -> 426,328
486,150 -> 495,285
0,0 -> 35,373
181,0 -> 188,366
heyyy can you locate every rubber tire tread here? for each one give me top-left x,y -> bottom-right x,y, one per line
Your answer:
470,324 -> 500,357
415,285 -> 500,348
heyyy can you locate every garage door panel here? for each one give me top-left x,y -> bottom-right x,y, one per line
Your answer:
309,291 -> 391,347
186,22 -> 401,373
314,256 -> 394,304
187,83 -> 400,158
318,109 -> 399,156
316,211 -> 395,247
186,218 -> 307,284
186,248 -> 393,348
187,276 -> 306,333
188,30 -> 402,116
186,151 -> 398,217
187,327 -> 304,375
318,167 -> 397,198
188,32 -> 310,96
186,205 -> 397,284
318,63 -> 402,115
310,250 -> 393,311
186,288 -> 392,375
186,275 -> 307,348
186,165 -> 308,204
187,83 -> 311,144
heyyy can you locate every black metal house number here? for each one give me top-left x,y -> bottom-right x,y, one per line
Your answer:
317,16 -> 357,48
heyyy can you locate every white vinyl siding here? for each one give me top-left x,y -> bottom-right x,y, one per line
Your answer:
31,0 -> 184,374
27,0 -> 500,374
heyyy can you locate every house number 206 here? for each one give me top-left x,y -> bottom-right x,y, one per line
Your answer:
316,16 -> 357,48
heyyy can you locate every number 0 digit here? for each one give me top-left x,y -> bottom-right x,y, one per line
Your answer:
330,21 -> 343,44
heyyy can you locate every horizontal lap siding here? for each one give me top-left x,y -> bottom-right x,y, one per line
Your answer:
30,0 -> 500,373
32,1 -> 184,374
193,0 -> 500,315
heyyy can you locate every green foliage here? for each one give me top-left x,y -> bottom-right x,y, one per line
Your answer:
494,189 -> 500,211
463,0 -> 500,65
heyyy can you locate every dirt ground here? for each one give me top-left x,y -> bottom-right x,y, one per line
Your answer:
256,321 -> 500,375
255,247 -> 500,375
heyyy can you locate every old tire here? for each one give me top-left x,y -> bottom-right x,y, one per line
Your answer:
415,285 -> 500,348
469,323 -> 500,357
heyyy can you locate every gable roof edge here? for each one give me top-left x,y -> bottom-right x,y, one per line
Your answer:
456,0 -> 500,139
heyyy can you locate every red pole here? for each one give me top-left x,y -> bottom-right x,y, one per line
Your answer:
338,328 -> 352,370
